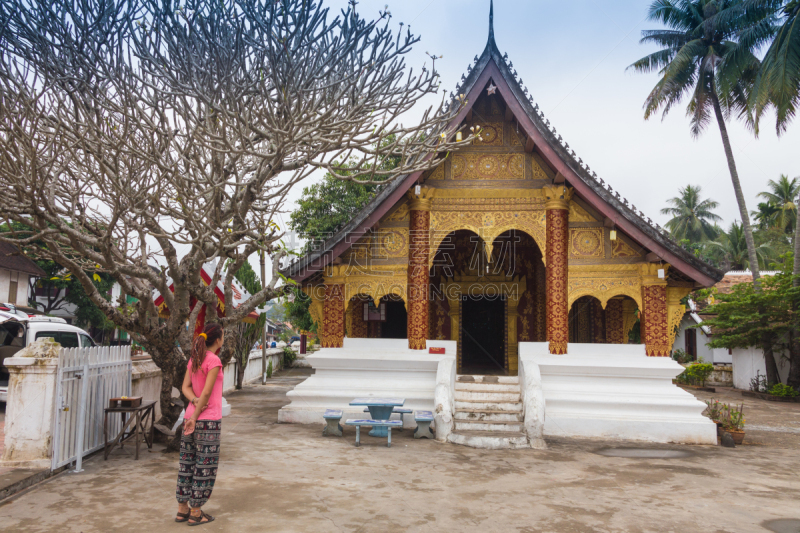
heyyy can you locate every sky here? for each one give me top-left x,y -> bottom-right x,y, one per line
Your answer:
275,0 -> 799,239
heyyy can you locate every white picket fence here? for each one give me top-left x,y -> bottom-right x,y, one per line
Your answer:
52,346 -> 132,471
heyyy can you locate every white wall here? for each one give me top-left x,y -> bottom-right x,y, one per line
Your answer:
732,347 -> 790,390
672,315 -> 731,364
222,348 -> 284,393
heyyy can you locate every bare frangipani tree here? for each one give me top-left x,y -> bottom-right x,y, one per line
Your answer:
0,0 -> 469,423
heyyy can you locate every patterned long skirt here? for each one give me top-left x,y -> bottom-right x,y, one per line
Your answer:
176,420 -> 222,508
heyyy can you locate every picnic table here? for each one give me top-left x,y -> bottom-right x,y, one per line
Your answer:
349,397 -> 405,437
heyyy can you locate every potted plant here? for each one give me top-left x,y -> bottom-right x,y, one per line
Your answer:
704,399 -> 724,434
720,403 -> 745,445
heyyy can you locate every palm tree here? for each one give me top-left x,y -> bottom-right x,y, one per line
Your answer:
661,185 -> 722,241
720,0 -> 800,134
629,0 -> 764,287
708,221 -> 775,269
752,201 -> 781,229
756,174 -> 800,233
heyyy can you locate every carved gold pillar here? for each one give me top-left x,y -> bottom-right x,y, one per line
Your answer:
349,298 -> 369,339
667,287 -> 691,348
544,185 -> 573,354
407,187 -> 432,350
622,298 -> 638,344
605,298 -> 625,344
640,264 -> 670,356
322,283 -> 345,348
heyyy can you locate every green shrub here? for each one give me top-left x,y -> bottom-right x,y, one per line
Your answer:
685,363 -> 714,387
676,362 -> 714,387
267,359 -> 273,379
282,346 -> 296,368
767,383 -> 799,398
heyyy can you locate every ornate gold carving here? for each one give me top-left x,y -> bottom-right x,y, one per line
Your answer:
472,121 -> 504,146
427,163 -> 445,181
640,263 -> 670,286
666,286 -> 692,350
385,201 -> 410,222
450,153 -> 525,180
567,268 -> 643,310
531,158 -> 548,180
570,228 -> 604,258
543,185 -> 574,211
407,185 -> 434,211
612,239 -> 639,258
429,205 -> 547,264
569,202 -> 596,222
378,229 -> 408,257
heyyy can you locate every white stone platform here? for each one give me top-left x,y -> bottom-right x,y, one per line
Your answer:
519,342 -> 717,445
277,338 -> 455,425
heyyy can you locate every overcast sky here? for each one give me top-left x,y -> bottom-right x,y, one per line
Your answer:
255,0 -> 800,277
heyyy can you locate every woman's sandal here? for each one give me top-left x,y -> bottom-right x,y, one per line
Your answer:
188,510 -> 215,526
175,511 -> 191,523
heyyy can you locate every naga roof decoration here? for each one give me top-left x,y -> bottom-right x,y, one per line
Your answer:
282,0 -> 724,287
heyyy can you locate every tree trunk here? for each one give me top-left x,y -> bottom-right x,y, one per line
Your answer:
790,200 -> 800,390
762,333 -> 781,386
148,345 -> 187,427
236,357 -> 245,390
710,89 -> 761,289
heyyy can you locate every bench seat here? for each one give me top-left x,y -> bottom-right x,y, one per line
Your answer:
362,407 -> 413,428
345,419 -> 401,447
322,409 -> 343,437
414,410 -> 434,439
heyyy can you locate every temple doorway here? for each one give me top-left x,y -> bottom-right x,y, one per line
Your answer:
460,296 -> 507,375
381,297 -> 407,339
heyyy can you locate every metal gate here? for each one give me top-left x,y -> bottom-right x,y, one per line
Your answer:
52,346 -> 132,471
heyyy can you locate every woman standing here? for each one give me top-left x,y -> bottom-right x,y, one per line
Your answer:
175,322 -> 224,526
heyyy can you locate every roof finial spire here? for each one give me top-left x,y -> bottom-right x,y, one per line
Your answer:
488,0 -> 495,44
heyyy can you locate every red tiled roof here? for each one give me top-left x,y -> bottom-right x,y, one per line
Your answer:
0,242 -> 46,277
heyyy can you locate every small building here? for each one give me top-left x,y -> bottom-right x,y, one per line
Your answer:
0,242 -> 45,307
278,2 -> 722,447
672,270 -> 790,388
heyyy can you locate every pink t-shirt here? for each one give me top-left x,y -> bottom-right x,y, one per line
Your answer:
185,351 -> 224,421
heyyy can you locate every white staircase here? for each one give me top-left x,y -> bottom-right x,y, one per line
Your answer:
448,375 -> 530,449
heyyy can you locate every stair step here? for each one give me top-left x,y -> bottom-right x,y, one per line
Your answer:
454,382 -> 520,393
454,390 -> 521,402
457,375 -> 519,384
448,430 -> 529,450
455,409 -> 522,422
454,399 -> 523,411
455,420 -> 524,432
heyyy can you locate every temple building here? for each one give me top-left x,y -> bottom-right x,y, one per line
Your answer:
278,2 -> 722,448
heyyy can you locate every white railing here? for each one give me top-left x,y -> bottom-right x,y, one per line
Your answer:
52,346 -> 132,471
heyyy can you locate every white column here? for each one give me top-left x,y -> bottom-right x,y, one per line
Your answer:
2,356 -> 59,467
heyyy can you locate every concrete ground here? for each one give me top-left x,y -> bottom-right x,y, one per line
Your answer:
1,369 -> 799,533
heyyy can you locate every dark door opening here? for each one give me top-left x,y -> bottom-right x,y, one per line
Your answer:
461,296 -> 506,375
381,300 -> 408,339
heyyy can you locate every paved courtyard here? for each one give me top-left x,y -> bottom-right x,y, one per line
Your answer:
1,369 -> 799,533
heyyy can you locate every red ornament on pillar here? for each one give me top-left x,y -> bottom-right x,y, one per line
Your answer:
544,185 -> 573,355
322,283 -> 344,348
407,187 -> 432,350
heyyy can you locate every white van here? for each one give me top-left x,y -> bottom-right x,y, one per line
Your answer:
0,312 -> 95,401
